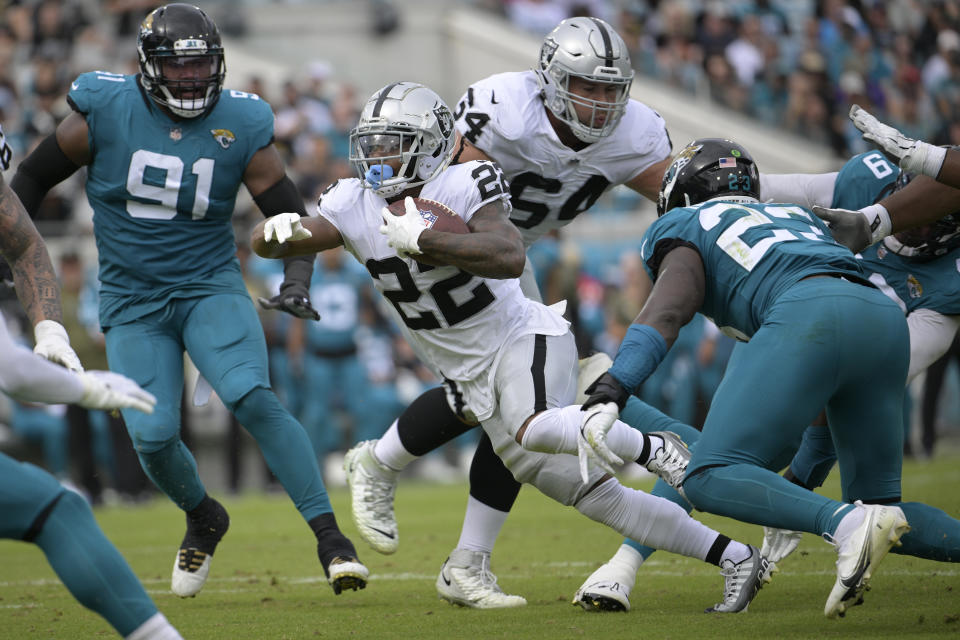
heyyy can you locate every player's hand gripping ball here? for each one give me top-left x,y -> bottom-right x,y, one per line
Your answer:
384,197 -> 469,266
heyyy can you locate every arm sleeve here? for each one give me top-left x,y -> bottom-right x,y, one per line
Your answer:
759,172 -> 838,209
0,316 -> 85,404
906,308 -> 960,383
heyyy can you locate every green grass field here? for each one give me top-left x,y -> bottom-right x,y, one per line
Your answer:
3,452 -> 960,639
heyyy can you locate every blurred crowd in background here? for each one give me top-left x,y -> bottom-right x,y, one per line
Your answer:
0,0 -> 958,505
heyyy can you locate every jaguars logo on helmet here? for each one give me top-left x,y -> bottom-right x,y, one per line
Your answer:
137,3 -> 226,119
657,138 -> 760,216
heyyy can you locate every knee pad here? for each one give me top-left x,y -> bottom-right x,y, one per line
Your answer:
125,406 -> 180,455
519,405 -> 581,454
232,386 -> 285,425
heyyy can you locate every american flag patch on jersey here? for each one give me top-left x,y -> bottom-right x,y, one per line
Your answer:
719,157 -> 737,168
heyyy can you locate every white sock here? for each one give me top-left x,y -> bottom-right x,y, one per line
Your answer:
719,541 -> 752,565
607,544 -> 644,583
373,420 -> 418,472
455,495 -> 509,554
831,503 -> 865,543
521,405 -> 649,463
576,479 -> 718,561
126,613 -> 183,640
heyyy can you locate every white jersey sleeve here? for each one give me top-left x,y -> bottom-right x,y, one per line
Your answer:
0,314 -> 86,404
318,168 -> 568,422
759,172 -> 838,209
454,71 -> 672,246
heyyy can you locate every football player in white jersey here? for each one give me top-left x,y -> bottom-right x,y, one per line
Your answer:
340,18 -> 732,613
253,82 -> 768,613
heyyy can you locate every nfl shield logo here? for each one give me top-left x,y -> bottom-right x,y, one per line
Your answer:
170,128 -> 182,141
417,208 -> 439,228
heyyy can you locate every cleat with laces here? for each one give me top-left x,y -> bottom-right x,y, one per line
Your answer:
326,556 -> 369,595
761,526 -> 803,579
171,496 -> 229,597
824,501 -> 909,619
436,549 -> 527,609
344,440 -> 399,554
706,545 -> 769,613
643,431 -> 691,491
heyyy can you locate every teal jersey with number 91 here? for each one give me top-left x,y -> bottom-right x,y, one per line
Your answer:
640,200 -> 863,339
68,71 -> 273,327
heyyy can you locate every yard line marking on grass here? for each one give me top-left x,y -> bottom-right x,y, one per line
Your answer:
2,566 -> 957,591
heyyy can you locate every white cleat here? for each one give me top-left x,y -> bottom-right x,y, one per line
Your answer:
572,561 -> 634,612
343,440 -> 399,554
643,431 -> 691,491
706,545 -> 769,613
824,501 -> 910,619
761,526 -> 803,579
171,549 -> 212,598
575,353 -> 614,404
326,556 -> 370,595
436,549 -> 527,609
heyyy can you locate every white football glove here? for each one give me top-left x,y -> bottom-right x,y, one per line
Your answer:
78,370 -> 156,414
578,401 -> 623,484
263,212 -> 313,244
849,104 -> 946,178
33,320 -> 83,373
379,196 -> 426,256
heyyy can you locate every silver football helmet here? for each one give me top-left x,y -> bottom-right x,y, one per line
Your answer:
535,17 -> 634,143
349,82 -> 456,199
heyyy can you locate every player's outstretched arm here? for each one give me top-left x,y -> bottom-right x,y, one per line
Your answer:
814,174 -> 960,252
251,213 -> 344,258
850,104 -> 952,183
0,176 -> 62,328
416,199 -> 526,279
2,120 -> 85,371
244,143 -> 325,320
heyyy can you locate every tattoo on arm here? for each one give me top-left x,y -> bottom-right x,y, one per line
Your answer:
0,183 -> 62,325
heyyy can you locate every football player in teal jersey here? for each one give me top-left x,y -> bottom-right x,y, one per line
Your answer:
8,3 -> 367,598
579,137 -> 960,618
0,123 -> 182,639
811,105 -> 960,253
756,152 -> 960,567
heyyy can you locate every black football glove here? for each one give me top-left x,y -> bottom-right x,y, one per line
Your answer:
581,372 -> 631,412
257,255 -> 320,321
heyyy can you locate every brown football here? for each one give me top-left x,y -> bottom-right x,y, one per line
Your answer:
386,197 -> 469,235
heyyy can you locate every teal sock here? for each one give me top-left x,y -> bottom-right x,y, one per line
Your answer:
893,501 -> 960,562
620,398 -> 700,560
233,387 -> 333,521
34,491 -> 157,636
138,439 -> 205,510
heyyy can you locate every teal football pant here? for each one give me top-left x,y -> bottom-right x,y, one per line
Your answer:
0,454 -> 157,635
683,278 -> 909,536
106,292 -> 333,519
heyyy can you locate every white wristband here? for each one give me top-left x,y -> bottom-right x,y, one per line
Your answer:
921,144 -> 947,179
859,204 -> 892,245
